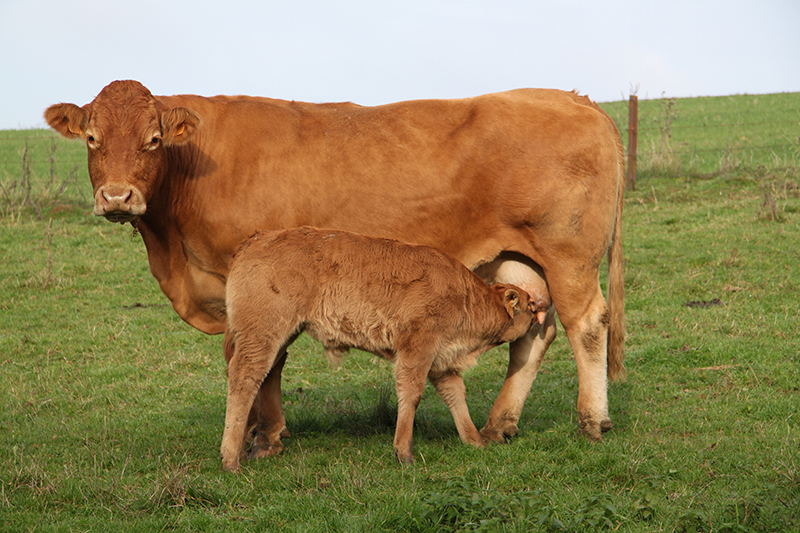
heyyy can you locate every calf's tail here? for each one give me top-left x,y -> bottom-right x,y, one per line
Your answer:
223,326 -> 236,364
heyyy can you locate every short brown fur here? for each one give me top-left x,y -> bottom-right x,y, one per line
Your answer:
220,227 -> 536,471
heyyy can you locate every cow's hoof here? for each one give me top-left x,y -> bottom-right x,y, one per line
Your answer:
600,418 -> 613,433
248,443 -> 283,460
480,419 -> 518,444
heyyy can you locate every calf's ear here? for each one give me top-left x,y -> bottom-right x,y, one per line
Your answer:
44,103 -> 89,139
161,107 -> 202,146
503,288 -> 522,317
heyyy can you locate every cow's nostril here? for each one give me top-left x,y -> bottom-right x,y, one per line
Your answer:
97,186 -> 141,215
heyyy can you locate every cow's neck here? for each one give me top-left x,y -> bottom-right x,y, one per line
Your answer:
132,141 -> 228,335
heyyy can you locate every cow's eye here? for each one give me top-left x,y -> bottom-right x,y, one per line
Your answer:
144,136 -> 161,151
86,134 -> 98,149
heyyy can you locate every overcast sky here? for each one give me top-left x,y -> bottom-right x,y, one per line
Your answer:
1,0 -> 798,130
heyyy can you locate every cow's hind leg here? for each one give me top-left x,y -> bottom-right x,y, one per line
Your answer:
249,348 -> 291,460
481,309 -> 557,442
558,285 -> 612,441
543,257 -> 614,441
428,371 -> 484,448
476,254 -> 557,442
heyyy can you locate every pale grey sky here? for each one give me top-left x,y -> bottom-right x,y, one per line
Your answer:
1,0 -> 798,130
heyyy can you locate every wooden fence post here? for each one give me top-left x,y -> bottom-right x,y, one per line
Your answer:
627,94 -> 638,191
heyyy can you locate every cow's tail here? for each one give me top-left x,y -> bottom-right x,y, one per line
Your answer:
606,135 -> 626,382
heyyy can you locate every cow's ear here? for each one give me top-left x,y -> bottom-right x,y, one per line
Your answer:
161,107 -> 201,146
44,103 -> 89,139
503,288 -> 521,317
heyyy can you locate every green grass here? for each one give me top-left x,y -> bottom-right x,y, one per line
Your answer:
2,93 -> 799,532
0,129 -> 90,220
602,92 -> 800,178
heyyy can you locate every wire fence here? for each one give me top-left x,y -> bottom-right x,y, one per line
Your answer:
602,95 -> 800,185
0,132 -> 91,218
2,93 -> 799,217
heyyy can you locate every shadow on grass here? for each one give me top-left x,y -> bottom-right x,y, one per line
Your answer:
164,358 -> 633,460
279,367 -> 632,444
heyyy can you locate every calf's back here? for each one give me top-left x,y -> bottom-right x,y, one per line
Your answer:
226,227 -> 530,368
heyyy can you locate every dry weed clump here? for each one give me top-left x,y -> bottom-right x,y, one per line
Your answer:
756,166 -> 799,221
640,97 -> 683,177
0,138 -> 82,220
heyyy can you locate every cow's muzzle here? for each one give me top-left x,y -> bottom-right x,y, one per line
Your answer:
94,185 -> 147,223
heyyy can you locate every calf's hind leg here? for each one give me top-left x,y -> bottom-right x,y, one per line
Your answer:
393,355 -> 434,463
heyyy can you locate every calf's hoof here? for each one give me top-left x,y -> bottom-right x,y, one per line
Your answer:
394,442 -> 414,464
221,458 -> 241,473
469,436 -> 487,449
396,453 -> 414,464
578,415 -> 605,443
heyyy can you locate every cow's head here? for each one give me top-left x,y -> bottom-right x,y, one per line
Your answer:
44,80 -> 201,223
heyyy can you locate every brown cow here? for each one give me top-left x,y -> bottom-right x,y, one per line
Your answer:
221,227 -> 538,471
44,80 -> 625,453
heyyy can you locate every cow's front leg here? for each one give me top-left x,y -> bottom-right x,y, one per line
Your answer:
480,307 -> 556,442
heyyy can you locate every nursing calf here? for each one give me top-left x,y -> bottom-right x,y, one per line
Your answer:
220,227 -> 538,471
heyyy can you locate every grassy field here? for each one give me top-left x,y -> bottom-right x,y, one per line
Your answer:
1,92 -> 799,532
602,92 -> 800,179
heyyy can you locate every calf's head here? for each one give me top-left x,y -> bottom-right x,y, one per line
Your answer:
494,285 -> 537,342
44,80 -> 200,223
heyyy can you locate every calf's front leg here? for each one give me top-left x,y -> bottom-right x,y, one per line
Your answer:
429,371 -> 484,448
249,349 -> 290,459
221,344 -> 283,473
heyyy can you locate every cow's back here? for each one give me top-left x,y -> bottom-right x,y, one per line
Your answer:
168,88 -> 621,316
